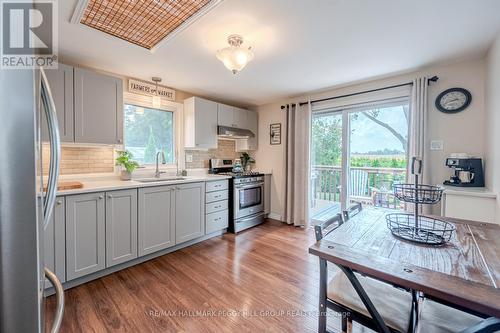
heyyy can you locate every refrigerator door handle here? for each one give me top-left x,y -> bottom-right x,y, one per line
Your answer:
40,68 -> 61,228
44,267 -> 64,333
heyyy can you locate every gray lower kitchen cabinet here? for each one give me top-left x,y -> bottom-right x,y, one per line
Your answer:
41,64 -> 74,142
74,67 -> 123,144
66,193 -> 106,281
138,186 -> 175,256
175,182 -> 205,244
44,197 -> 66,288
105,189 -> 138,267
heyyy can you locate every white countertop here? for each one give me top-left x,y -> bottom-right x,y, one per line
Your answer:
51,174 -> 232,196
443,185 -> 497,199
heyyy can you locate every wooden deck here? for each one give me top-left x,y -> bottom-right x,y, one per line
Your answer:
311,199 -> 341,225
45,219 -> 374,332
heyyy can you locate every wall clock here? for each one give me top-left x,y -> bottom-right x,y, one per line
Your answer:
435,88 -> 472,114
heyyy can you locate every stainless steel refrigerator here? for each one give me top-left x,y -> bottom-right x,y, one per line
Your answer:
0,68 -> 64,332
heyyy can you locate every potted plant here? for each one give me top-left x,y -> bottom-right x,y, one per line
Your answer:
115,150 -> 140,180
240,152 -> 255,172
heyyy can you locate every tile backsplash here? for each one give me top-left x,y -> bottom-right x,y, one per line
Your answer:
185,139 -> 241,169
41,139 -> 242,174
42,145 -> 115,175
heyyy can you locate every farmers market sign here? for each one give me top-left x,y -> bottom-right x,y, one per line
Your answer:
128,78 -> 175,101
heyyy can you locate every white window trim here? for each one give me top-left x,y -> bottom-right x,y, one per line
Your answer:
123,92 -> 185,171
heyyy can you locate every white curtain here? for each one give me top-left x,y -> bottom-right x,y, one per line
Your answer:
408,77 -> 430,212
283,102 -> 311,227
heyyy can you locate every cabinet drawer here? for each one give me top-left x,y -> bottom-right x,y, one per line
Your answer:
206,210 -> 228,234
206,180 -> 228,192
206,200 -> 228,214
206,190 -> 229,203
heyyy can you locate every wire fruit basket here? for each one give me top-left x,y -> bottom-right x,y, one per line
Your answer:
386,157 -> 454,245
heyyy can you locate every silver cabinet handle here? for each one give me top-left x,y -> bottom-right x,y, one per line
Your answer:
56,200 -> 62,205
40,68 -> 61,230
116,138 -> 122,143
107,194 -> 113,199
99,195 -> 104,200
44,267 -> 64,333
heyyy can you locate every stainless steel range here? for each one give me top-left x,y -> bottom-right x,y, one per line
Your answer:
209,159 -> 265,233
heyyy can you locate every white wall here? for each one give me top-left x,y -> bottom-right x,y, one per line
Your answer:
485,32 -> 500,222
255,58 -> 487,219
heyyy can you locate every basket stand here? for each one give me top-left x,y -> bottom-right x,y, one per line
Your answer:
386,157 -> 455,245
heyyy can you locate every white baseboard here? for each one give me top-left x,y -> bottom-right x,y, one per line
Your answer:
268,212 -> 284,221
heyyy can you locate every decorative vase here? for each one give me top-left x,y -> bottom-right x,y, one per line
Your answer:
120,170 -> 132,180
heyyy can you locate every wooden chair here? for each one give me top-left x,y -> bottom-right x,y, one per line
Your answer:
314,211 -> 414,333
343,202 -> 362,221
416,300 -> 496,333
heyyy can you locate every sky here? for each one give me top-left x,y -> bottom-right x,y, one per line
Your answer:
350,105 -> 408,154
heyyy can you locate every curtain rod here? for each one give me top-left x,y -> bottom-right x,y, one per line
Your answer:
280,75 -> 439,109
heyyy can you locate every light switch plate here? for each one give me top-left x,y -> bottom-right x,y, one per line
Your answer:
186,154 -> 193,163
430,140 -> 444,151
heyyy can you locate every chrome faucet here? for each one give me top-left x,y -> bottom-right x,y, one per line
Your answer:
155,151 -> 166,178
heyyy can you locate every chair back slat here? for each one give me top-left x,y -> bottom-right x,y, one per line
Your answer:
314,213 -> 344,241
343,202 -> 363,221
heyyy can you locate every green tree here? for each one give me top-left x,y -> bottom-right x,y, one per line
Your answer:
144,126 -> 157,164
311,115 -> 342,166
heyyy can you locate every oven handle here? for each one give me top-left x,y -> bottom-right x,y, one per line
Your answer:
235,182 -> 264,189
236,212 -> 266,223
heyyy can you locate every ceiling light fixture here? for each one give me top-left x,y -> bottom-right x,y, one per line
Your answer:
216,34 -> 254,74
152,77 -> 162,108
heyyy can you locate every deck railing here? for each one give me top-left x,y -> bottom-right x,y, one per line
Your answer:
311,165 -> 407,208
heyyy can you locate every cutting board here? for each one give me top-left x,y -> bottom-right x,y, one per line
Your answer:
43,181 -> 84,192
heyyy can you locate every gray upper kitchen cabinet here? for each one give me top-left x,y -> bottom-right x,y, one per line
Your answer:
41,63 -> 74,142
44,197 -> 66,288
235,110 -> 258,151
138,185 -> 176,256
184,97 -> 218,149
175,182 -> 205,244
105,189 -> 138,268
66,192 -> 106,281
74,68 -> 123,144
233,107 -> 248,128
217,103 -> 235,127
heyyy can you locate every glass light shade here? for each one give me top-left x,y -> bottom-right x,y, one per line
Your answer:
216,35 -> 254,74
152,95 -> 162,108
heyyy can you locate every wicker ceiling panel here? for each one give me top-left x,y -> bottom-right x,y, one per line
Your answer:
80,0 -> 212,49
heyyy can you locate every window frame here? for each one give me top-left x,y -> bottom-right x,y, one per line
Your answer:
123,92 -> 184,170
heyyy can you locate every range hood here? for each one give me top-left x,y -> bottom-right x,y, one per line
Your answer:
217,125 -> 255,139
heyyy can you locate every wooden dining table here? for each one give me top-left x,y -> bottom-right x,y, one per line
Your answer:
309,207 -> 500,332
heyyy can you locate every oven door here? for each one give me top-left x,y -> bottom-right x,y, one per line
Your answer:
234,181 -> 264,219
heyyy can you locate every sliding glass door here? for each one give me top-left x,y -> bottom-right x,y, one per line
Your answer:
310,99 -> 409,225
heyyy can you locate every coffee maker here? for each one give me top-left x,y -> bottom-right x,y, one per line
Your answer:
443,158 -> 485,187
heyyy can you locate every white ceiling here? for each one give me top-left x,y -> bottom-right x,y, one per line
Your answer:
59,0 -> 500,106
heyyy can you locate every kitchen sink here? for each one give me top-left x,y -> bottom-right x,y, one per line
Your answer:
135,177 -> 186,183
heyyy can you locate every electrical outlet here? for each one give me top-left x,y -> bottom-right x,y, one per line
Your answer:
430,140 -> 444,151
186,154 -> 193,163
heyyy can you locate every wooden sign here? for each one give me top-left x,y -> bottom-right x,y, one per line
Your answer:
270,123 -> 281,145
128,78 -> 176,101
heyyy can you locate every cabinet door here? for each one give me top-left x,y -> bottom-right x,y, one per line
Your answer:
138,186 -> 175,256
233,107 -> 248,129
175,182 -> 205,244
247,111 -> 258,150
264,175 -> 271,215
217,103 -> 235,127
44,197 -> 66,288
106,189 -> 138,267
41,64 -> 74,142
66,193 -> 106,280
74,68 -> 123,144
195,97 -> 218,149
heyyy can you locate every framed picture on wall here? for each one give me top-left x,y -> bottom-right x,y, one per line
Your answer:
270,123 -> 281,145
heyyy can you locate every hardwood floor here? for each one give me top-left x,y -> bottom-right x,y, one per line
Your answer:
44,219 -> 362,332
